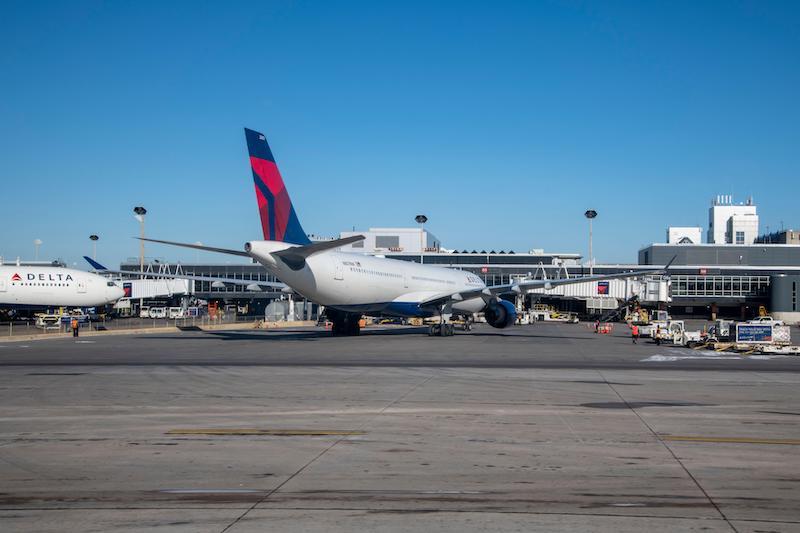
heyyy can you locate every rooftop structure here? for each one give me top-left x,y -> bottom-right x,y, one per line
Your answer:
667,227 -> 702,245
639,243 -> 800,267
755,229 -> 800,245
708,194 -> 758,245
339,227 -> 442,255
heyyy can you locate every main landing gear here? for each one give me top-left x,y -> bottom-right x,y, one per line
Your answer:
428,305 -> 458,337
326,309 -> 362,336
428,323 -> 455,336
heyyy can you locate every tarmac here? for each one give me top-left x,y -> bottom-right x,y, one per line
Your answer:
1,322 -> 799,532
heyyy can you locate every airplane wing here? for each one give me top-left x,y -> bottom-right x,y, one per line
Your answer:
420,258 -> 676,309
83,257 -> 286,289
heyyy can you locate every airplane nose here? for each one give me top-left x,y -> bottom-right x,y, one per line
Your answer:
110,286 -> 125,303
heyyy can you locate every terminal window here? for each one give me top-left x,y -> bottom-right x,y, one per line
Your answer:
735,231 -> 745,244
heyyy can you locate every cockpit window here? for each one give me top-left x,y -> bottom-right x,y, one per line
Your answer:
107,281 -> 117,287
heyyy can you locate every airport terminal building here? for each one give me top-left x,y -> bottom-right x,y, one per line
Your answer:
119,210 -> 800,322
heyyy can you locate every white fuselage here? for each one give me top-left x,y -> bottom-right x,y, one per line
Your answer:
0,266 -> 125,309
247,241 -> 487,317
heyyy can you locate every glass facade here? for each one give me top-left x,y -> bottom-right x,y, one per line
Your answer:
670,275 -> 770,298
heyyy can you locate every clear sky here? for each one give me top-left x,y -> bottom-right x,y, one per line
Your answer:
1,1 -> 798,268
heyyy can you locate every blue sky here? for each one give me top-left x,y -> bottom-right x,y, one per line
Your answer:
1,1 -> 798,267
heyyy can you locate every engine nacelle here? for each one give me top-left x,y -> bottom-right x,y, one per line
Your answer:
484,299 -> 517,329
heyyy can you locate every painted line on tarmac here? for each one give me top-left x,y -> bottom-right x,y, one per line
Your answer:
663,435 -> 800,445
166,428 -> 366,437
161,489 -> 266,494
642,354 -> 741,362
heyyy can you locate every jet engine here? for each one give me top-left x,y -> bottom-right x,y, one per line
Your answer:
484,299 -> 517,329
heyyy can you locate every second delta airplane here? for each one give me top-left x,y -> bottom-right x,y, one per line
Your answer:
141,128 -> 670,337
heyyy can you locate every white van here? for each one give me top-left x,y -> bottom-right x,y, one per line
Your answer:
168,307 -> 185,319
139,306 -> 151,319
748,316 -> 784,326
149,307 -> 167,319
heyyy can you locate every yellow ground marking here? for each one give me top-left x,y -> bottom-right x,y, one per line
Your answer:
662,435 -> 800,445
166,428 -> 365,436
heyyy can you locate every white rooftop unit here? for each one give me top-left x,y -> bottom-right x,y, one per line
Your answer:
667,227 -> 703,244
708,195 -> 758,244
339,227 -> 441,254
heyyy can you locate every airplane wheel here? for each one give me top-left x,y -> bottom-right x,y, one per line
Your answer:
428,325 -> 438,337
446,324 -> 455,336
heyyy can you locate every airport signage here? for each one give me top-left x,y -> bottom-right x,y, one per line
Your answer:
597,281 -> 609,295
735,324 -> 773,344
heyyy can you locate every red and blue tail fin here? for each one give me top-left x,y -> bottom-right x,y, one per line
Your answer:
244,128 -> 311,245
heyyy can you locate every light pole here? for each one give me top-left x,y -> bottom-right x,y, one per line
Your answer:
584,209 -> 597,276
415,214 -> 428,264
89,234 -> 99,260
133,207 -> 147,272
33,239 -> 42,261
133,206 -> 147,312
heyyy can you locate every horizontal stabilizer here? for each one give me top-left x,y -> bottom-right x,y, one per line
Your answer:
273,235 -> 365,270
137,237 -> 250,257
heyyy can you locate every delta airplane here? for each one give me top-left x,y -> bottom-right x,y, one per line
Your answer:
141,128 -> 671,337
0,263 -> 124,309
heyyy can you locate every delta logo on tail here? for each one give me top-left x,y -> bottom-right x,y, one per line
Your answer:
11,273 -> 21,281
245,128 -> 311,245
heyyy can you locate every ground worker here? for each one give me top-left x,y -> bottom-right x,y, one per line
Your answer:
594,320 -> 600,333
631,324 -> 639,344
71,318 -> 79,338
655,325 -> 662,345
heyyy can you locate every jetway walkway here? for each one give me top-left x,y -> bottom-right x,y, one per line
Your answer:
524,276 -> 671,307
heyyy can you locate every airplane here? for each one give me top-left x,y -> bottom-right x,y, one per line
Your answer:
0,262 -> 125,310
139,128 -> 673,337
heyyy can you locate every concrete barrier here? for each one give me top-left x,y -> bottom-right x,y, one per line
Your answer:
0,320 -> 318,343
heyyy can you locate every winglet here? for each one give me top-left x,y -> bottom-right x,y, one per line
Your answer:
83,256 -> 109,271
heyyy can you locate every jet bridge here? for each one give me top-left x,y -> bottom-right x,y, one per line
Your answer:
523,275 -> 671,313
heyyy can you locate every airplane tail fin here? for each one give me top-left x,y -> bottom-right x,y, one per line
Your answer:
83,256 -> 109,271
244,128 -> 311,245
